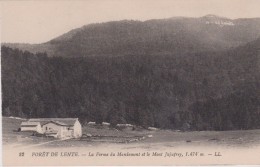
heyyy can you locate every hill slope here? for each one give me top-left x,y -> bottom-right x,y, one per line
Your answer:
3,15 -> 260,57
2,37 -> 259,130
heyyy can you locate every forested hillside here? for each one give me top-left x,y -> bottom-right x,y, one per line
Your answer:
3,15 -> 260,57
2,40 -> 259,130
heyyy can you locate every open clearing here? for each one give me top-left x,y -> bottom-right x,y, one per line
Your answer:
2,117 -> 260,150
3,117 -> 260,166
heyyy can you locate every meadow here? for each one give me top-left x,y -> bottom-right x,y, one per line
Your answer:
3,117 -> 260,149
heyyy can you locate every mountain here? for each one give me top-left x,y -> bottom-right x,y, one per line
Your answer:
3,15 -> 260,57
1,15 -> 260,130
1,37 -> 260,130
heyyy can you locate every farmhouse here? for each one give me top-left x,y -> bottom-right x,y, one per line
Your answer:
20,118 -> 82,139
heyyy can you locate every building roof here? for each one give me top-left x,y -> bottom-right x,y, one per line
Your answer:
42,120 -> 67,126
28,118 -> 78,126
21,121 -> 40,127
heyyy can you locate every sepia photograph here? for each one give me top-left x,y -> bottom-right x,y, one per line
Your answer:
1,0 -> 260,166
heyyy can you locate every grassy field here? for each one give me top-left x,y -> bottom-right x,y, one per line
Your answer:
2,117 -> 260,149
2,117 -> 56,147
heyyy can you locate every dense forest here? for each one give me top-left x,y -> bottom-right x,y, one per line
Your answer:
2,40 -> 259,130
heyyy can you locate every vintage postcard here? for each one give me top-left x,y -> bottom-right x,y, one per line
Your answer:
1,0 -> 260,166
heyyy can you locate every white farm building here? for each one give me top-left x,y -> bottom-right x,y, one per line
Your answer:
20,118 -> 82,139
20,122 -> 43,134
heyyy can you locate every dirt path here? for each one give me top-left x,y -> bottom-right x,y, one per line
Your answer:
27,138 -> 71,148
9,137 -> 72,149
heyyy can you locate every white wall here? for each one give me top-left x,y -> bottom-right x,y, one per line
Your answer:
42,122 -> 76,138
73,120 -> 82,138
21,124 -> 43,134
36,124 -> 43,134
21,126 -> 37,131
42,122 -> 63,138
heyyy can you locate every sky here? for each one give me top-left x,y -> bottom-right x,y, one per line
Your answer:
1,0 -> 260,44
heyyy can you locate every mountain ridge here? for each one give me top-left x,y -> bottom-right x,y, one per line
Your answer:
3,15 -> 260,57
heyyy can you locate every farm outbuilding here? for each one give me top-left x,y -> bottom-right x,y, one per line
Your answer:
20,118 -> 82,139
87,121 -> 96,125
20,121 -> 43,134
102,122 -> 110,126
116,124 -> 134,130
